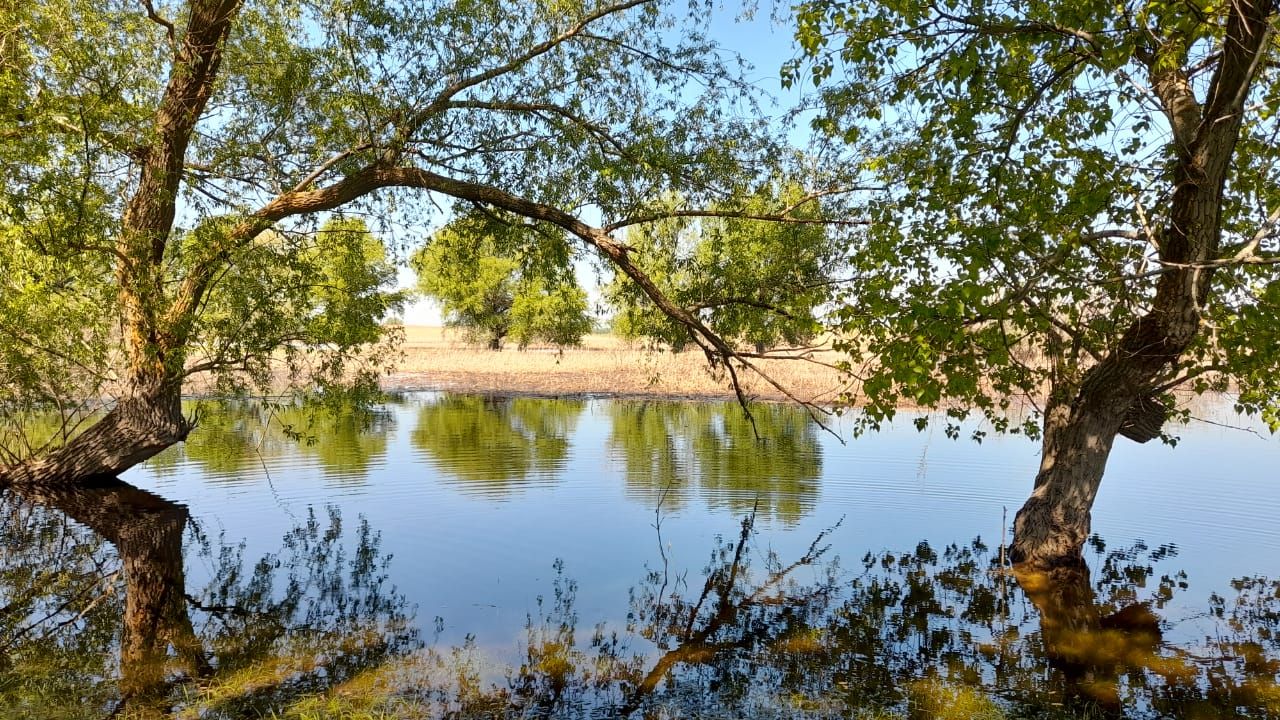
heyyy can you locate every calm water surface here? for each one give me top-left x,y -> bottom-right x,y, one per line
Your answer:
3,392 -> 1278,718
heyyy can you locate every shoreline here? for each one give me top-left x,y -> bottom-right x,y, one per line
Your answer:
383,326 -> 855,405
381,378 -> 831,405
380,371 -> 850,406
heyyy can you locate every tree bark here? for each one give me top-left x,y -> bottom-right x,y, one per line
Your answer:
1,381 -> 190,485
1010,0 -> 1274,568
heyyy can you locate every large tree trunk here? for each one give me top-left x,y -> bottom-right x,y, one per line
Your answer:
0,0 -> 241,487
1010,0 -> 1274,567
1010,314 -> 1194,568
1,380 -> 190,485
1009,405 -> 1119,568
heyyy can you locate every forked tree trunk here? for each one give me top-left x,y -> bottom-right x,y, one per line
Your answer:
1008,0 -> 1275,566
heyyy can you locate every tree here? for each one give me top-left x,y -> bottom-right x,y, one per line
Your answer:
412,212 -> 593,350
607,185 -> 840,352
190,216 -> 405,396
0,0 -> 835,483
791,0 -> 1280,567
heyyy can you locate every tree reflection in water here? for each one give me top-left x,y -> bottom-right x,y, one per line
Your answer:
1,480 -> 1277,719
0,478 -> 417,719
148,400 -> 394,481
401,523 -> 1279,720
410,395 -> 584,493
608,400 -> 822,525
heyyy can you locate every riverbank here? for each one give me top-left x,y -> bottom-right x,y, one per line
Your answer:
383,326 -> 854,404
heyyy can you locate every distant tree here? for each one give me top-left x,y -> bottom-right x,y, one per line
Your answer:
412,213 -> 593,350
607,185 -> 840,353
190,215 -> 405,393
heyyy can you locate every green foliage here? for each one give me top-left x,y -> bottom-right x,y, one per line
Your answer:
608,185 -> 839,352
0,225 -> 116,426
0,0 -> 784,463
412,212 -> 592,349
788,0 -> 1280,436
192,216 -> 405,396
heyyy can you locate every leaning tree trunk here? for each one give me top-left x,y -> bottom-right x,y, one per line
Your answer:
1011,303 -> 1204,568
1,377 -> 191,485
1009,0 -> 1273,567
0,0 -> 241,487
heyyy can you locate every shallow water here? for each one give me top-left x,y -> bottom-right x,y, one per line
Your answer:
2,392 -> 1278,718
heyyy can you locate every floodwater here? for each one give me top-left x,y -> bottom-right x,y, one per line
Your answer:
2,392 -> 1278,718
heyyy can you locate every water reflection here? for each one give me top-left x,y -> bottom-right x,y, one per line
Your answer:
139,396 -> 825,525
401,525 -> 1279,720
2,476 -> 1278,718
149,401 -> 392,482
410,395 -> 584,494
608,401 -> 822,524
0,479 -> 417,718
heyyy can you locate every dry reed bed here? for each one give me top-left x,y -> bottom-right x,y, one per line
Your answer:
384,327 -> 1239,427
385,326 -> 854,403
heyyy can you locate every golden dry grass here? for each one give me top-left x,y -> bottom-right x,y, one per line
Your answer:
385,326 -> 854,404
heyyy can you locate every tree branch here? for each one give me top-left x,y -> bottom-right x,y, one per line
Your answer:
139,0 -> 176,47
397,0 -> 654,139
603,207 -> 869,233
168,163 -> 838,431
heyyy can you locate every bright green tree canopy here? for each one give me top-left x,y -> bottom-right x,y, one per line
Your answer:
608,184 -> 841,352
411,212 -> 593,349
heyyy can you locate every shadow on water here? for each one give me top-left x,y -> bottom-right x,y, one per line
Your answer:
1,475 -> 1277,718
413,523 -> 1279,720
